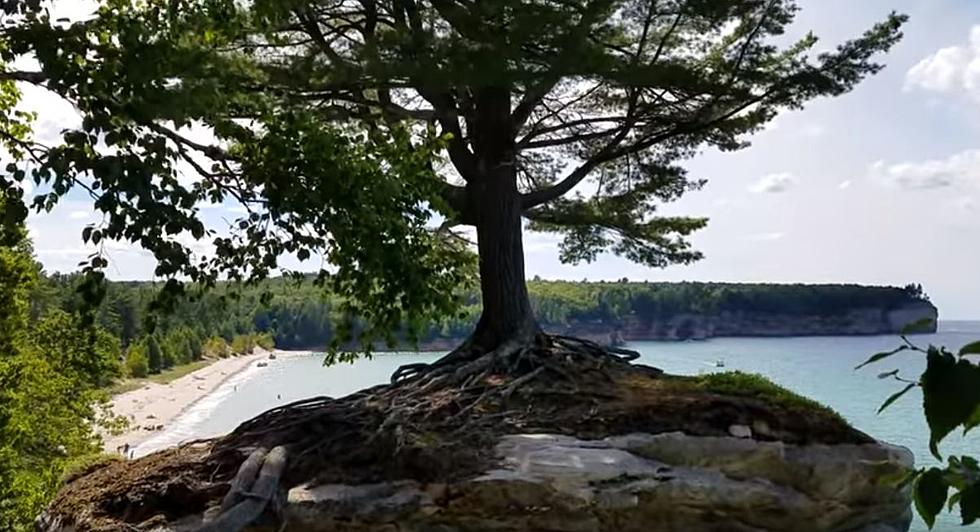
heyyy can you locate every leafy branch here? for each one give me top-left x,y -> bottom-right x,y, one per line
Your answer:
860,319 -> 980,528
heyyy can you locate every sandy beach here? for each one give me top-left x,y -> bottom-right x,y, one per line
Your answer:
101,351 -> 271,455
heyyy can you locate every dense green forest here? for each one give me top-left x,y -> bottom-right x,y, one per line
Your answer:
33,273 -> 934,356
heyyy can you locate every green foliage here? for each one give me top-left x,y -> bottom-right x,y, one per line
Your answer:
862,324 -> 980,528
921,348 -> 980,459
963,482 -> 980,525
227,332 -> 274,355
255,332 -> 275,351
916,468 -> 949,529
0,0 -> 904,355
34,277 -> 933,354
124,342 -> 149,378
30,310 -> 121,387
230,334 -> 253,355
159,338 -> 177,369
1,0 -> 474,354
146,335 -> 163,374
0,195 -> 109,531
203,336 -> 230,358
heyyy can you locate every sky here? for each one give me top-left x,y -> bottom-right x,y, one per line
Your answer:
17,0 -> 980,319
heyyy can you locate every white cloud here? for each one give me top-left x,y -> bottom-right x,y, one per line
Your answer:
837,180 -> 853,190
748,172 -> 795,194
68,210 -> 90,220
905,25 -> 980,101
870,150 -> 980,190
746,232 -> 785,242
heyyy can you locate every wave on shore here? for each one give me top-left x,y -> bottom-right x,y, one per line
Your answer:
132,359 -> 266,458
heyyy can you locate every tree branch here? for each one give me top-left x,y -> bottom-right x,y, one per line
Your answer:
511,0 -> 613,128
520,86 -> 774,211
520,127 -> 622,150
418,89 -> 478,180
518,115 -> 623,146
295,7 -> 357,70
147,123 -> 231,161
0,70 -> 46,84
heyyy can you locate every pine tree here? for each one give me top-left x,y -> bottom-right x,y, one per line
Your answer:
2,0 -> 906,366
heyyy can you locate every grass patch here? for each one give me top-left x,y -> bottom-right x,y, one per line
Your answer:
145,360 -> 212,384
105,380 -> 146,396
105,359 -> 213,396
679,371 -> 844,421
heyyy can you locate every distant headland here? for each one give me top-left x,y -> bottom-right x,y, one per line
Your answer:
47,274 -> 937,352
393,281 -> 939,350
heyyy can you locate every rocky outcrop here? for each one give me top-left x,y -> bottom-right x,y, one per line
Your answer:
144,432 -> 913,532
35,353 -> 917,532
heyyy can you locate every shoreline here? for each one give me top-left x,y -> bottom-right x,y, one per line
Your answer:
322,328 -> 946,355
100,350 -> 272,455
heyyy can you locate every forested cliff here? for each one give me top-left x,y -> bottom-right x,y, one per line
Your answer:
35,275 -> 937,352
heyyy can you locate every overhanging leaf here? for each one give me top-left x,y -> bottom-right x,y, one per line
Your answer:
949,491 -> 962,511
922,349 -> 980,459
855,345 -> 908,370
959,341 -> 980,357
965,406 -> 980,435
961,483 -> 980,525
877,382 -> 917,414
914,468 -> 949,529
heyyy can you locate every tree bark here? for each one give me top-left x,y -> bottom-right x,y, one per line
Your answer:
469,171 -> 539,351
466,87 -> 540,352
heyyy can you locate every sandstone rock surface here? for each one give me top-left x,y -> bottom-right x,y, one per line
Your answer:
253,432 -> 913,532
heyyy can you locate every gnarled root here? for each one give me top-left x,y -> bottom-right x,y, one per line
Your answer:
197,446 -> 287,532
391,333 -> 642,388
201,333 -> 661,525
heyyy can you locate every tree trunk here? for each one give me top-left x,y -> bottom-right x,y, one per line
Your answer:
464,87 -> 540,352
470,171 -> 540,352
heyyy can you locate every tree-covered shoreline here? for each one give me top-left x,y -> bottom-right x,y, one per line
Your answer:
35,274 -> 936,356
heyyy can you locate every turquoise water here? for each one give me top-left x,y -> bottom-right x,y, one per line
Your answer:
137,322 -> 980,531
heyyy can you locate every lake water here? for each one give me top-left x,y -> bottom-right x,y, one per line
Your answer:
136,321 -> 980,531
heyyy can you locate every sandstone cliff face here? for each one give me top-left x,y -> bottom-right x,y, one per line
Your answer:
546,302 -> 938,344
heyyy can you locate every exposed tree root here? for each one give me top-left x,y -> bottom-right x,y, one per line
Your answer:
204,333 -> 654,496
196,446 -> 287,532
217,447 -> 267,514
